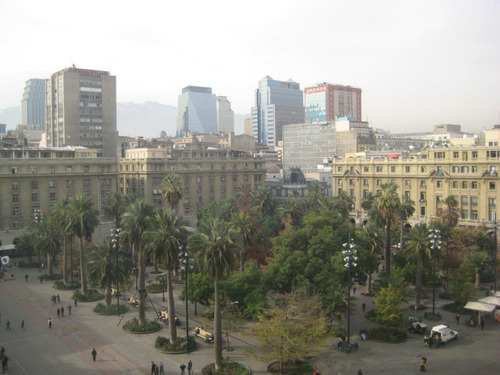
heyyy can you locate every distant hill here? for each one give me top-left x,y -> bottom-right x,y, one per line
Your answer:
0,102 -> 249,138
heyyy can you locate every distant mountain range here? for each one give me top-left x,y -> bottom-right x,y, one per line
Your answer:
0,101 -> 249,139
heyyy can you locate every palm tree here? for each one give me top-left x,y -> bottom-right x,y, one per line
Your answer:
360,192 -> 376,212
440,195 -> 460,228
88,240 -> 115,308
65,194 -> 100,296
466,252 -> 490,288
361,222 -> 384,295
145,209 -> 187,343
252,187 -> 276,216
232,211 -> 257,272
403,224 -> 432,305
15,232 -> 36,265
122,200 -> 154,325
306,181 -> 324,211
161,173 -> 183,210
188,217 -> 237,371
398,195 -> 415,248
374,182 -> 401,278
34,216 -> 62,276
52,197 -> 71,283
332,190 -> 354,218
104,192 -> 128,228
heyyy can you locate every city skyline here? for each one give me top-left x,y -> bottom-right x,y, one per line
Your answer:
1,0 -> 499,134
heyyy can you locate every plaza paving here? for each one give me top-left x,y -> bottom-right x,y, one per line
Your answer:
0,265 -> 499,374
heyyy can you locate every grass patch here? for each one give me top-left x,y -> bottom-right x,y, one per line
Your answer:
123,318 -> 161,333
72,289 -> 103,302
53,280 -> 81,290
155,335 -> 197,352
268,360 -> 315,375
41,273 -> 63,281
93,302 -> 128,315
442,302 -> 467,314
202,359 -> 250,375
369,327 -> 407,343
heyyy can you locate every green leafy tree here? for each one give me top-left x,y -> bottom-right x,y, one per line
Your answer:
449,264 -> 475,307
161,173 -> 183,210
232,211 -> 257,272
374,182 -> 401,278
122,200 -> 154,325
359,223 -> 384,295
252,291 -> 327,374
374,284 -> 405,327
402,224 -> 432,305
65,194 -> 99,295
188,217 -> 237,371
464,251 -> 490,288
145,209 -> 186,342
440,195 -> 460,228
15,232 -> 36,265
398,195 -> 415,248
252,187 -> 276,216
34,216 -> 62,276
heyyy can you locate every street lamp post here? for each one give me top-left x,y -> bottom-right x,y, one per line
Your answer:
111,228 -> 121,311
429,227 -> 441,316
343,235 -> 357,345
179,246 -> 191,354
490,220 -> 498,293
33,209 -> 43,272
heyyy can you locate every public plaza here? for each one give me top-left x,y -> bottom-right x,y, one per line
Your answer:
0,265 -> 499,374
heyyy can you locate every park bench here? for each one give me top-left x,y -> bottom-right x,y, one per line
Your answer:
193,327 -> 214,343
128,297 -> 138,307
111,288 -> 120,296
158,310 -> 181,326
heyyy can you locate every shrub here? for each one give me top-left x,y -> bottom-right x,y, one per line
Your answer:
442,302 -> 467,314
202,359 -> 251,375
268,360 -> 314,375
18,261 -> 40,268
146,283 -> 167,294
53,280 -> 81,290
155,335 -> 196,352
369,327 -> 407,343
123,318 -> 161,333
93,302 -> 128,315
72,289 -> 103,302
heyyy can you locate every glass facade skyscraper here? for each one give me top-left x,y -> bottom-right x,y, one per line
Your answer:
22,79 -> 46,129
251,76 -> 304,147
177,86 -> 218,136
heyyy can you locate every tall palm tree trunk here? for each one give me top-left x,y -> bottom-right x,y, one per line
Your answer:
167,272 -> 177,342
415,257 -> 423,305
384,223 -> 391,277
105,278 -> 112,308
367,272 -> 373,295
138,245 -> 146,325
62,236 -> 68,284
80,237 -> 88,295
214,280 -> 223,371
475,271 -> 481,289
47,252 -> 53,275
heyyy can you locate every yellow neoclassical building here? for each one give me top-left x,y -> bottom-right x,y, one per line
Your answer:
331,145 -> 500,226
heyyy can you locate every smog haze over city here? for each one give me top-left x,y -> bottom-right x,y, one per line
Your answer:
1,0 -> 499,135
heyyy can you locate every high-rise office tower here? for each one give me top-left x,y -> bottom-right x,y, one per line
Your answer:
22,79 -> 46,129
304,83 -> 362,123
251,76 -> 304,147
46,67 -> 117,157
177,86 -> 218,136
216,96 -> 234,133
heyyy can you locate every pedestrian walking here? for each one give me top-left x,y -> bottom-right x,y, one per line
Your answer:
1,354 -> 8,374
420,356 -> 427,371
180,363 -> 186,375
21,320 -> 24,330
56,295 -> 60,303
455,313 -> 460,325
60,306 -> 65,317
358,370 -> 363,375
187,360 -> 192,375
5,320 -> 10,330
73,298 -> 78,307
151,362 -> 156,375
91,348 -> 97,361
67,305 -> 72,315
480,318 -> 485,330
352,286 -> 356,294
159,362 -> 164,375
57,308 -> 60,317
25,274 -> 29,282
362,302 -> 366,313
48,318 -> 52,328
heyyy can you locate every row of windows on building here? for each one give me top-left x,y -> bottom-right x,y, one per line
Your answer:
11,179 -> 113,190
340,178 -> 496,190
150,174 -> 258,186
9,165 -> 112,174
339,164 -> 496,174
120,162 -> 260,173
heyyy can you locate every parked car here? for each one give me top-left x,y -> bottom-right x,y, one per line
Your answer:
424,325 -> 458,347
408,316 -> 427,334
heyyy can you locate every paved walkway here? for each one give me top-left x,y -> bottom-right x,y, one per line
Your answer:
1,265 -> 499,374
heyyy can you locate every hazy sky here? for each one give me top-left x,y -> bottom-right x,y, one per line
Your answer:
1,0 -> 499,133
